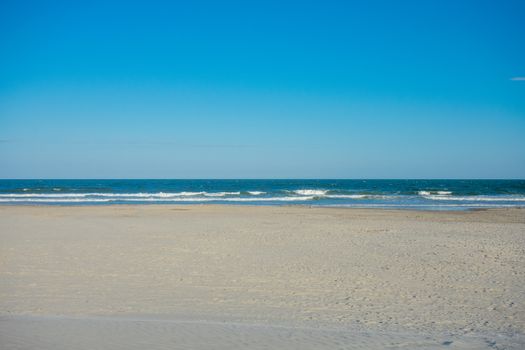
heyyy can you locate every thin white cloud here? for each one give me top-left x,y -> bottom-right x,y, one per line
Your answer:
510,77 -> 525,81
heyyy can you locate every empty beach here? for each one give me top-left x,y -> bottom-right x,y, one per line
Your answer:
1,205 -> 524,349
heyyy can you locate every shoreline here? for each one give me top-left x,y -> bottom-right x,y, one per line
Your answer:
2,203 -> 525,222
1,202 -> 524,211
2,202 -> 525,209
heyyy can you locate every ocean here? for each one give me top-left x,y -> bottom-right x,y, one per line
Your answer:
1,179 -> 524,210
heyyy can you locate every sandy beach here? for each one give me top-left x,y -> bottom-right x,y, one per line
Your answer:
1,205 -> 524,349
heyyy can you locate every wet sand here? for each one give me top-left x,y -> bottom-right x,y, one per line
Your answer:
1,205 -> 524,349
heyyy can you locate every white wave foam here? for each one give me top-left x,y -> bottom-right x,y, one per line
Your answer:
326,194 -> 398,200
0,191 -> 240,198
293,189 -> 328,196
99,192 -> 206,198
0,198 -> 113,203
121,197 -> 216,202
114,196 -> 313,202
321,203 -> 521,208
325,194 -> 367,199
170,192 -> 206,196
148,196 -> 314,202
2,191 -> 523,205
222,196 -> 314,202
0,196 -> 315,203
204,192 -> 241,197
422,195 -> 525,202
0,193 -> 159,198
247,191 -> 266,195
418,191 -> 452,196
0,193 -> 92,198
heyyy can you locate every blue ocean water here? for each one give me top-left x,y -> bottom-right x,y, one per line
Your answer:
0,179 -> 524,210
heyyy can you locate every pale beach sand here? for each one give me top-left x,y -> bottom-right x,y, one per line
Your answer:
0,205 -> 524,349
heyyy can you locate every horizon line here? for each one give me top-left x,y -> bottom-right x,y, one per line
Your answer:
1,178 -> 524,181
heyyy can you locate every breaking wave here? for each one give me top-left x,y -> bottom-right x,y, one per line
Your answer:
418,191 -> 452,196
1,179 -> 524,209
293,189 -> 328,196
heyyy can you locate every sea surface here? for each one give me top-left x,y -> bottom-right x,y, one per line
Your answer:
0,179 -> 524,210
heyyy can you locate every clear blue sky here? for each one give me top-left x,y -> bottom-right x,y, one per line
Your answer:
1,0 -> 524,179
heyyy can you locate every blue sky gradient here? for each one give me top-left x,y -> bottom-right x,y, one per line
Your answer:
1,0 -> 524,178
